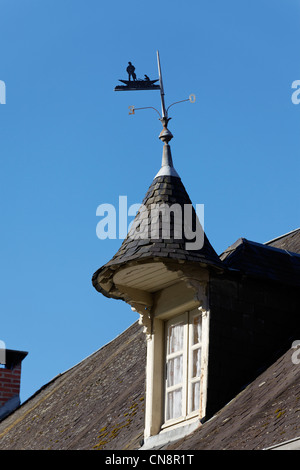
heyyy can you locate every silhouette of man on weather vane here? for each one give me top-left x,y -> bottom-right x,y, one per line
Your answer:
126,62 -> 136,81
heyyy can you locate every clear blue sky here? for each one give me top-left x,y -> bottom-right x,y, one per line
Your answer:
0,0 -> 299,403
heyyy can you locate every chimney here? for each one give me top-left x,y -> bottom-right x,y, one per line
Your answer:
0,348 -> 28,420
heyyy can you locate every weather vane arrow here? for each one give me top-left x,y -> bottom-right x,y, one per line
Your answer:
114,51 -> 196,143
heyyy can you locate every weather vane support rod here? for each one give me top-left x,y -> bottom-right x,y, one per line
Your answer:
156,50 -> 167,119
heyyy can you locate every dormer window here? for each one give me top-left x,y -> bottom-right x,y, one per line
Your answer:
92,107 -> 219,448
164,310 -> 202,426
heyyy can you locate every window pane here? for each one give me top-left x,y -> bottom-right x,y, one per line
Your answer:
168,322 -> 184,354
193,315 -> 201,345
192,348 -> 201,378
167,355 -> 183,387
167,389 -> 182,420
190,381 -> 200,413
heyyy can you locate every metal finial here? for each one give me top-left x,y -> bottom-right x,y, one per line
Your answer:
159,116 -> 173,144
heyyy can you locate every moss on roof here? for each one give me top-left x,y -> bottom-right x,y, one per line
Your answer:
0,321 -> 146,450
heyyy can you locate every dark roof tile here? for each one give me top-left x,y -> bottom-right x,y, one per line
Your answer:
220,238 -> 300,286
92,173 -> 222,298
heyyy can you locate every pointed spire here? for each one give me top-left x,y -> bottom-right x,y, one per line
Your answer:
154,144 -> 180,179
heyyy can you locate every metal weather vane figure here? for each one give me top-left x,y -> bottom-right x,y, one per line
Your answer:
114,51 -> 195,142
114,60 -> 160,91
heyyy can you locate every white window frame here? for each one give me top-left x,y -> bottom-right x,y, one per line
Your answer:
163,309 -> 202,428
188,310 -> 202,417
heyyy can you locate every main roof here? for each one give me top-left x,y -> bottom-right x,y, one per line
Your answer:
0,322 -> 146,450
265,227 -> 300,253
0,319 -> 299,450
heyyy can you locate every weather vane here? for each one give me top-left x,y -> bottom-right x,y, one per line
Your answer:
114,51 -> 195,143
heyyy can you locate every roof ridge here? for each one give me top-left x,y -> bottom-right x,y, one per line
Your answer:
221,236 -> 300,261
264,227 -> 300,245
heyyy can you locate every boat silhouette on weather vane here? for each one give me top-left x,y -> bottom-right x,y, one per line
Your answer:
114,61 -> 160,91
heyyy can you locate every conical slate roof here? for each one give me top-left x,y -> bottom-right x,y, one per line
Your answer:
92,141 -> 221,299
